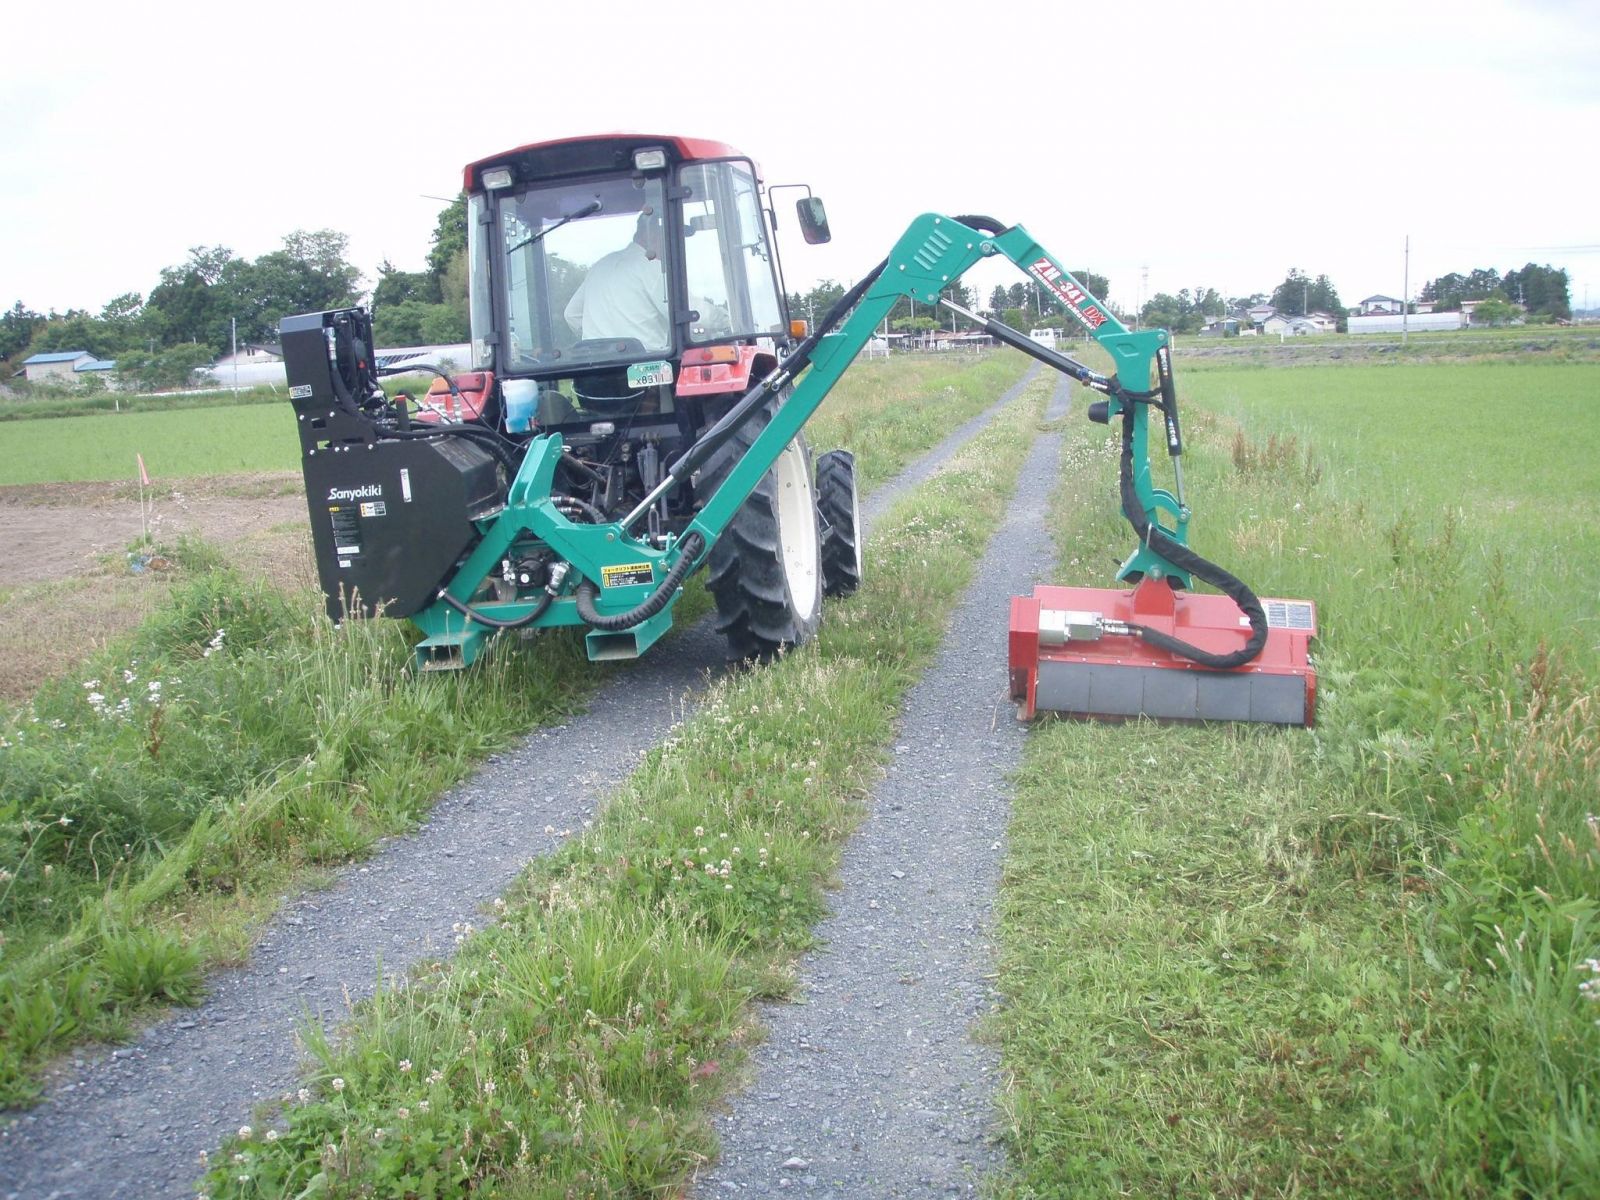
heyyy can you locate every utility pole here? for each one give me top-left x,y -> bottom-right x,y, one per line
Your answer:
1402,234 -> 1410,346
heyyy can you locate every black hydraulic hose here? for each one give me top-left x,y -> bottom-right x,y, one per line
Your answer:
377,421 -> 521,474
1116,404 -> 1269,669
574,532 -> 706,632
375,361 -> 463,408
952,214 -> 1008,237
552,492 -> 606,523
438,587 -> 552,630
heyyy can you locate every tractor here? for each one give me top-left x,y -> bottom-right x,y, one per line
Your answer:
282,132 -> 1316,724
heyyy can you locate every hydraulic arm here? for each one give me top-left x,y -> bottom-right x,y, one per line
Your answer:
408,212 -> 1266,677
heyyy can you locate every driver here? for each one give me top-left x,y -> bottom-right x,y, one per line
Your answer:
563,211 -> 670,347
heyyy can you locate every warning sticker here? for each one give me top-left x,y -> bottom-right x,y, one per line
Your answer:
360,501 -> 387,518
601,562 -> 654,589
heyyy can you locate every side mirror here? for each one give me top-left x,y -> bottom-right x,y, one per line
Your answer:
796,197 -> 831,245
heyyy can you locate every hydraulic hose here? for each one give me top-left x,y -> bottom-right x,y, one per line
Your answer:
376,420 -> 521,474
437,587 -> 552,630
575,532 -> 706,632
1116,403 -> 1268,669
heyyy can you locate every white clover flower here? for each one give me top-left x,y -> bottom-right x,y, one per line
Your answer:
264,1130 -> 279,1143
239,1125 -> 252,1139
331,1077 -> 345,1092
297,1088 -> 310,1103
399,1059 -> 413,1073
694,826 -> 704,838
417,1099 -> 430,1113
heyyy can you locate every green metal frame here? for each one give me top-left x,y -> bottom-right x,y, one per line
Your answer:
410,215 -> 1191,668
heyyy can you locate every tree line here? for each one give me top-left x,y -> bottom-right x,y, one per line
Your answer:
791,258 -> 1572,340
6,207 -> 1576,390
1418,262 -> 1570,320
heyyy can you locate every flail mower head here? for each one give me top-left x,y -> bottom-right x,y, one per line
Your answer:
1009,576 -> 1317,726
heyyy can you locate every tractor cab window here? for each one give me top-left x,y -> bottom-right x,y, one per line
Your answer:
677,160 -> 784,343
492,175 -> 671,373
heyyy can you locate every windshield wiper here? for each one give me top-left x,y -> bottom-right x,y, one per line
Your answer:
506,198 -> 603,255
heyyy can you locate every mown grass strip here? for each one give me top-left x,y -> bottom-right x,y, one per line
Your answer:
195,369 -> 1055,1197
992,360 -> 1600,1197
0,351 -> 1029,1109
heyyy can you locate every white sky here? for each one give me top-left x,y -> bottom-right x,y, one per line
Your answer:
4,0 -> 1597,320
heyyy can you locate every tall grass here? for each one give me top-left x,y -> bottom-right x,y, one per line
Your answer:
993,356 -> 1600,1196
0,350 -> 1031,1108
0,571 -> 596,1105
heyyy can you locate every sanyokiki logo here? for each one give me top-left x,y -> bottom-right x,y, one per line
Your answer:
327,483 -> 384,503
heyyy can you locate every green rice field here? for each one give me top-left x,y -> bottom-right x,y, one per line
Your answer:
0,405 -> 299,485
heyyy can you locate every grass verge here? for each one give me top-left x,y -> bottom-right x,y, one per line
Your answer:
991,364 -> 1600,1196
192,368 -> 1055,1196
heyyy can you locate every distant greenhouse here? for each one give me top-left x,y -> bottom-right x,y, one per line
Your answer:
1348,312 -> 1466,334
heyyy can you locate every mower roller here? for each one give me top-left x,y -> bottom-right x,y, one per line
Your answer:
281,132 -> 1315,725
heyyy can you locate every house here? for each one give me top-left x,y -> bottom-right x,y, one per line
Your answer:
1286,318 -> 1321,336
1260,313 -> 1291,336
1357,294 -> 1404,316
1247,303 -> 1276,327
1196,318 -> 1240,338
1306,311 -> 1338,333
21,350 -> 95,383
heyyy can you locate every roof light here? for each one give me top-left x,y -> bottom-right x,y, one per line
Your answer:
633,148 -> 667,172
481,167 -> 514,190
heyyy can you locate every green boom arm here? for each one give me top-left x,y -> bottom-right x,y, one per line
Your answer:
680,215 -> 1191,585
410,214 -> 1192,668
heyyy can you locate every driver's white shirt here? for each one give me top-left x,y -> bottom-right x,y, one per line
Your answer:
564,242 -> 669,348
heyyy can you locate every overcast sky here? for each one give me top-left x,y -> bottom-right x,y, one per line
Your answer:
5,0 -> 1597,321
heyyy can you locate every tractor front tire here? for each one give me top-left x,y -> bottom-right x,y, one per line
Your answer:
703,402 -> 823,661
816,449 -> 863,597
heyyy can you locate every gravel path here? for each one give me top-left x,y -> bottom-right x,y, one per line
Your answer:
0,367 -> 1041,1200
691,375 -> 1069,1197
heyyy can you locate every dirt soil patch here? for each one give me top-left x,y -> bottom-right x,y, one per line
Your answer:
0,472 -> 313,700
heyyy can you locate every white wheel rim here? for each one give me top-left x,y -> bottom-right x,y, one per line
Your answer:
773,440 -> 820,622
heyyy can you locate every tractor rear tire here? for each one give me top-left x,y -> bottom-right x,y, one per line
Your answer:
816,449 -> 863,597
702,398 -> 824,661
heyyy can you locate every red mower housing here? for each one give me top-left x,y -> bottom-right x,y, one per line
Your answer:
1008,577 -> 1317,726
